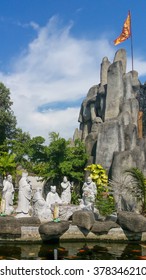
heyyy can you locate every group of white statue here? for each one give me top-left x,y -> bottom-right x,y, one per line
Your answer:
0,173 -> 97,222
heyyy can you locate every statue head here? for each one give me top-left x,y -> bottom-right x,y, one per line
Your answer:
86,176 -> 92,184
7,174 -> 12,182
22,172 -> 28,178
63,176 -> 67,183
50,185 -> 56,193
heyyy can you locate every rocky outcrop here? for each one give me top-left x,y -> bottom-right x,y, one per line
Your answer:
61,210 -> 146,242
91,220 -> 120,234
74,48 -> 146,212
1,213 -> 146,242
72,210 -> 95,230
39,221 -> 70,241
75,48 -> 146,180
117,211 -> 146,232
105,60 -> 124,120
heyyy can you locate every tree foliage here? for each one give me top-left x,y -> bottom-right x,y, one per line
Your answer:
0,152 -> 16,177
0,82 -> 17,145
32,132 -> 88,190
6,128 -> 31,162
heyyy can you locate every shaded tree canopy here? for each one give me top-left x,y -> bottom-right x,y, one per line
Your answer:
0,82 -> 17,145
32,132 -> 88,190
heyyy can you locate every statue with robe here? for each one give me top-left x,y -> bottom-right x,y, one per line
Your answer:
32,188 -> 52,222
16,172 -> 32,217
46,185 -> 62,208
61,176 -> 71,204
81,176 -> 97,211
1,174 -> 14,215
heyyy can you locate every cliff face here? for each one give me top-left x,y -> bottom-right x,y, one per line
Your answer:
74,49 -> 146,180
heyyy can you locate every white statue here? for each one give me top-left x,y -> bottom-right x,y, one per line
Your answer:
16,172 -> 32,217
1,174 -> 14,215
81,176 -> 97,211
46,185 -> 62,208
61,176 -> 71,204
32,188 -> 52,222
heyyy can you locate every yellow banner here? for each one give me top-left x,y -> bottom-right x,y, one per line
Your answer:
114,12 -> 131,45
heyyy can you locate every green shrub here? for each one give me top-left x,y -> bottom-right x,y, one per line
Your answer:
71,190 -> 80,205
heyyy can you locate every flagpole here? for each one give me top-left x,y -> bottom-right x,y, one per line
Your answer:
129,10 -> 134,72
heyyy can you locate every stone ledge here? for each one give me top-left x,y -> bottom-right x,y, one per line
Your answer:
0,217 -> 146,242
21,226 -> 40,241
60,225 -> 146,242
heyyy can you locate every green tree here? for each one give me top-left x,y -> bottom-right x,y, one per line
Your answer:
5,128 -> 46,171
60,139 -> 88,183
28,136 -> 46,163
0,152 -> 16,177
33,133 -> 68,184
32,132 -> 88,192
0,82 -> 17,145
7,128 -> 31,158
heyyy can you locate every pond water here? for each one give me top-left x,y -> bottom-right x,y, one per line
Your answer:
0,242 -> 146,260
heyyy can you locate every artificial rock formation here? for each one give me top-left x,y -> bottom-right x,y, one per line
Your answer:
72,210 -> 95,230
75,48 -> 146,181
39,221 -> 70,241
117,211 -> 146,232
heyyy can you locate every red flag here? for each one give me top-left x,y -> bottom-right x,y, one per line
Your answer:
114,11 -> 131,45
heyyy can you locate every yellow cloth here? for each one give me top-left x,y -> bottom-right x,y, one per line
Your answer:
114,11 -> 131,45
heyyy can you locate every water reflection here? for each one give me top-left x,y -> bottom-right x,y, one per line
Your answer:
0,244 -> 21,260
0,242 -> 146,260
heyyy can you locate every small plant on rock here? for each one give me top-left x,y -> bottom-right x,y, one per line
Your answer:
125,167 -> 146,215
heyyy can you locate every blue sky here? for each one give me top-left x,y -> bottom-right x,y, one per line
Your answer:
0,0 -> 146,141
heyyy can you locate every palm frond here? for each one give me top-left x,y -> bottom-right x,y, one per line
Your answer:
124,167 -> 146,213
125,167 -> 146,191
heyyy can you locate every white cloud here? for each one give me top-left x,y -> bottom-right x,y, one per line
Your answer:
29,107 -> 80,141
1,16 -> 146,141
